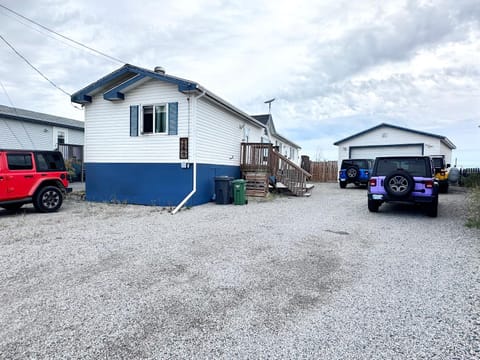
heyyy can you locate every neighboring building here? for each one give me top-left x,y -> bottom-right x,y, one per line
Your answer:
71,64 -> 285,208
334,123 -> 456,165
251,114 -> 301,164
0,105 -> 85,180
0,104 -> 84,151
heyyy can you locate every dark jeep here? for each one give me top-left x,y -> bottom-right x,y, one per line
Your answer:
338,158 -> 373,188
367,156 -> 438,217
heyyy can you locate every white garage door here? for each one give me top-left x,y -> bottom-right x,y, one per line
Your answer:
350,144 -> 423,159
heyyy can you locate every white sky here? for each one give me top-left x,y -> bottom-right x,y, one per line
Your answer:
1,0 -> 479,166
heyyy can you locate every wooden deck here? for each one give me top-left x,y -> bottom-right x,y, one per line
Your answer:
240,143 -> 312,197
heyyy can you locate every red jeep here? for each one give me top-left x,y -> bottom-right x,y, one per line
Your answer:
0,149 -> 71,213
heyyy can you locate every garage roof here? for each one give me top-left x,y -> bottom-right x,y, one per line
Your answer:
333,123 -> 456,149
0,104 -> 84,131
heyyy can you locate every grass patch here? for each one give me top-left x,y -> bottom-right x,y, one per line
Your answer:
466,187 -> 480,228
464,174 -> 480,228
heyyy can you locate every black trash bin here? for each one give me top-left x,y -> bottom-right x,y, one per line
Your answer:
214,176 -> 233,204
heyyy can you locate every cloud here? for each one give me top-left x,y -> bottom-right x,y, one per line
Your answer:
0,0 -> 479,165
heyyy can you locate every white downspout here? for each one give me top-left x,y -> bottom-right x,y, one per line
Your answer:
172,89 -> 206,214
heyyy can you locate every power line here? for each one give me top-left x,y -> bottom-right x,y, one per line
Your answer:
0,9 -> 94,56
0,80 -> 25,147
0,3 -> 126,64
0,34 -> 71,97
0,79 -> 37,148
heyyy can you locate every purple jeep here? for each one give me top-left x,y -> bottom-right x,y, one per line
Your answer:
367,156 -> 439,217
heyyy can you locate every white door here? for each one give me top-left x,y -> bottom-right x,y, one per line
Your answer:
350,144 -> 423,159
53,127 -> 68,148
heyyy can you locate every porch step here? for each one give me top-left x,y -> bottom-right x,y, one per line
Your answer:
275,182 -> 315,196
245,172 -> 268,197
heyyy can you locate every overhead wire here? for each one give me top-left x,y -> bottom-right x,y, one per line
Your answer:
0,79 -> 28,147
0,3 -> 126,64
0,34 -> 71,97
0,9 -> 94,56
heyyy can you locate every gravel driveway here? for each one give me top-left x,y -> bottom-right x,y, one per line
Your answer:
0,183 -> 479,359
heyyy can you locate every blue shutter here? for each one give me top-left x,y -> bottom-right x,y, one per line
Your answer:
168,102 -> 178,135
130,105 -> 139,136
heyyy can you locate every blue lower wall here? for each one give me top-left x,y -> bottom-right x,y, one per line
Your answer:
85,162 -> 240,206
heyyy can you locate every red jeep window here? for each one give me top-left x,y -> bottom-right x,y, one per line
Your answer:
7,153 -> 33,170
35,152 -> 65,171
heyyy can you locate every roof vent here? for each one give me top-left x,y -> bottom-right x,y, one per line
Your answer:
154,66 -> 165,74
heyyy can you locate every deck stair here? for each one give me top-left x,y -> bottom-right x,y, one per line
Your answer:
240,143 -> 312,197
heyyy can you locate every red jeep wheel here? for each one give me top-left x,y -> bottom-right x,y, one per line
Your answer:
33,186 -> 63,213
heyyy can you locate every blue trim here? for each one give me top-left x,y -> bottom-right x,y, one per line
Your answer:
71,64 -> 198,104
168,102 -> 178,135
85,162 -> 240,206
103,74 -> 146,101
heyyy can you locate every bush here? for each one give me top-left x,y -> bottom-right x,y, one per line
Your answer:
462,173 -> 480,188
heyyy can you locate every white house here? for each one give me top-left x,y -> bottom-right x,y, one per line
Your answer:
251,114 -> 301,164
334,123 -> 456,165
0,104 -> 84,151
71,64 -> 279,208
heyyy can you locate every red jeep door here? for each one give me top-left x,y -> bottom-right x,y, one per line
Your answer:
0,152 -> 6,199
3,152 -> 36,200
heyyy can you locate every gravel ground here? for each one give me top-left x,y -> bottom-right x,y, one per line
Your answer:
0,183 -> 479,359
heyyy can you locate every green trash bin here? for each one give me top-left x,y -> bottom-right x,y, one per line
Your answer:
232,179 -> 247,205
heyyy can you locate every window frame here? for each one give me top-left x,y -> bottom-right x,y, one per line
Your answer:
141,103 -> 168,135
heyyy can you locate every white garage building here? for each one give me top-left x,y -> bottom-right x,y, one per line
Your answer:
334,123 -> 456,165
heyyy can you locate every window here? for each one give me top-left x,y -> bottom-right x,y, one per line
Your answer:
35,152 -> 65,171
376,158 -> 428,177
142,104 -> 167,134
57,131 -> 65,145
7,153 -> 33,170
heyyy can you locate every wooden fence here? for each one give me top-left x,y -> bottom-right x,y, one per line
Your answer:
301,157 -> 338,182
462,168 -> 480,175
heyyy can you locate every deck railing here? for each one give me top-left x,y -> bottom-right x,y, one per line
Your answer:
240,143 -> 312,196
240,143 -> 271,172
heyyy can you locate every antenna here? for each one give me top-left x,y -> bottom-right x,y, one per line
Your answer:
264,98 -> 275,114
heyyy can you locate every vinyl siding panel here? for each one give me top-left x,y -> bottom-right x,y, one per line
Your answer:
271,135 -> 299,164
85,79 -> 188,163
338,127 -> 444,161
439,142 -> 452,165
67,128 -> 85,145
196,97 -> 264,165
0,118 -> 58,150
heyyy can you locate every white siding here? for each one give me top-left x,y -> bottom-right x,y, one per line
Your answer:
271,135 -> 299,164
196,97 -> 264,165
85,79 -> 189,163
66,128 -> 84,145
337,126 -> 452,165
439,142 -> 453,165
0,118 -> 74,150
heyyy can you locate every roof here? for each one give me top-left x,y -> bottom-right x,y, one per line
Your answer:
251,114 -> 301,149
333,123 -> 456,149
251,114 -> 270,125
71,64 -> 265,129
0,104 -> 84,131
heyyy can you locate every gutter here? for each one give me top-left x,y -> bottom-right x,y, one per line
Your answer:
171,89 -> 206,214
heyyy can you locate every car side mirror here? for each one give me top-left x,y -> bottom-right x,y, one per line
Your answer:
446,163 -> 451,168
